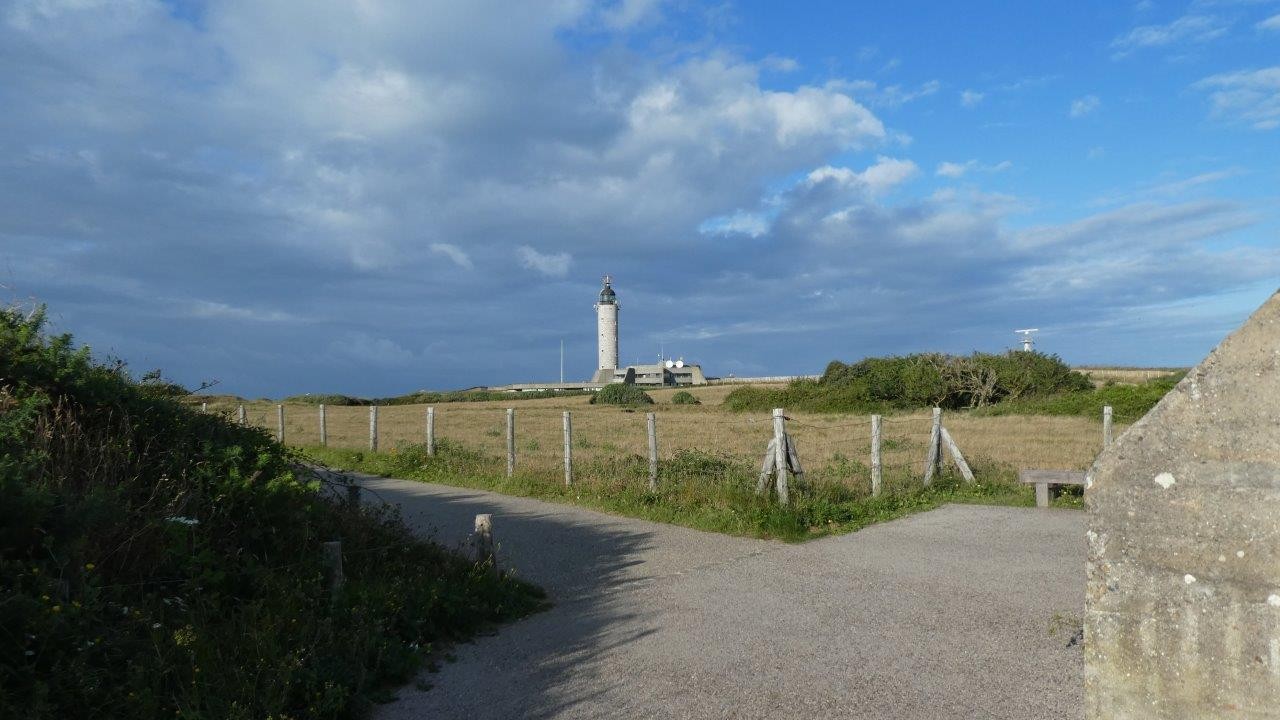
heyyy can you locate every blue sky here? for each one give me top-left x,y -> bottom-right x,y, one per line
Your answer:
2,0 -> 1278,396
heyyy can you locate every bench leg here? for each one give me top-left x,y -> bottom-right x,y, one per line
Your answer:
1036,482 -> 1050,508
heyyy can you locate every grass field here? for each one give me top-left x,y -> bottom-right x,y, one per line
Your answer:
1074,366 -> 1184,386
193,384 -> 1119,541
200,384 -> 1115,483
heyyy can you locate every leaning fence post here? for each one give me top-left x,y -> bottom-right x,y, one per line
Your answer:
505,409 -> 515,477
923,407 -> 941,486
940,426 -> 975,483
319,404 -> 327,446
426,406 -> 436,456
646,412 -> 659,492
276,404 -> 285,443
772,408 -> 789,505
322,541 -> 344,598
1103,405 -> 1113,448
368,405 -> 378,451
870,414 -> 883,497
563,411 -> 573,486
237,404 -> 246,426
473,514 -> 495,569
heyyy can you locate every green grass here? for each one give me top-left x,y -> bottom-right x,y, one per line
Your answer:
303,442 -> 1075,543
1,307 -> 546,720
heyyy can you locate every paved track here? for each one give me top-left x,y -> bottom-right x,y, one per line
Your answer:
359,476 -> 1084,720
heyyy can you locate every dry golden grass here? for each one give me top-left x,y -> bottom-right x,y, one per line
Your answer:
1075,367 -> 1182,386
206,392 -> 1115,480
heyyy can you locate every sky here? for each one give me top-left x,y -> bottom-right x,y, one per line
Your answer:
2,0 -> 1278,397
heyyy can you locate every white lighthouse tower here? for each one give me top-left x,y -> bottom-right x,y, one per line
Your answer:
593,275 -> 619,382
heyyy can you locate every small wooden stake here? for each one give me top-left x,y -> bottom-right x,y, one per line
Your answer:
237,404 -> 246,425
426,406 -> 436,456
200,402 -> 207,413
319,404 -> 327,446
940,426 -> 975,483
870,414 -> 883,497
322,541 -> 344,597
1103,405 -> 1113,448
646,412 -> 659,492
276,404 -> 285,443
562,411 -> 573,486
473,514 -> 495,568
757,437 -> 778,495
505,409 -> 515,477
922,407 -> 941,486
368,405 -> 378,452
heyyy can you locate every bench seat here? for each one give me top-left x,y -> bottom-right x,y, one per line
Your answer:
1019,469 -> 1086,508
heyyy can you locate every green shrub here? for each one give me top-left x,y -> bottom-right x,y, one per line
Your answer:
0,306 -> 543,720
727,351 -> 1090,413
974,372 -> 1184,423
670,391 -> 700,405
589,383 -> 654,406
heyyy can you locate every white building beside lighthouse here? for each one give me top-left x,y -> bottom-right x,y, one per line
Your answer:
592,275 -> 619,383
500,275 -> 707,391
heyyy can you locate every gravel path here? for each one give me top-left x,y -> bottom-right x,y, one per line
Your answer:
357,476 -> 1084,720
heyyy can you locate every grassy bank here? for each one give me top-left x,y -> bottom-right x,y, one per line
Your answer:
303,441 -> 1079,543
1,307 -> 545,720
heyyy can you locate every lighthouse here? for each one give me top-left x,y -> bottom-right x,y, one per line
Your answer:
594,275 -> 619,381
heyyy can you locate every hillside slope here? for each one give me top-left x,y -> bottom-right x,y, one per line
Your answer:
0,307 -> 543,719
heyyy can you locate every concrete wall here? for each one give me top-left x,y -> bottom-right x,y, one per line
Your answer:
1085,290 -> 1280,718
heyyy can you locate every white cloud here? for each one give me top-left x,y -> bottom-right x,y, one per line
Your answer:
1194,66 -> 1280,129
806,156 -> 919,195
960,90 -> 984,107
599,0 -> 665,30
838,79 -> 941,108
935,159 -> 1013,178
429,242 -> 473,269
1111,14 -> 1229,56
1071,95 -> 1101,117
517,246 -> 572,277
1259,14 -> 1280,31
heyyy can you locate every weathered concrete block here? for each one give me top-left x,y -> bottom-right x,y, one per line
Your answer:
1086,290 -> 1280,718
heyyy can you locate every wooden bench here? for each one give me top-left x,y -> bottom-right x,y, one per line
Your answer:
1020,469 -> 1086,508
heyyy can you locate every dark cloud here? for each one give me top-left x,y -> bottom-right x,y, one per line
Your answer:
2,0 -> 1274,395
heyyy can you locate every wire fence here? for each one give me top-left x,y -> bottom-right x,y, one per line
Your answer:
203,398 -> 1113,494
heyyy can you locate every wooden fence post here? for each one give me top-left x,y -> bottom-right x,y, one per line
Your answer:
237,404 -> 245,426
368,405 -> 379,451
322,541 -> 344,597
276,404 -> 285,443
473,514 -> 495,568
940,426 -> 975,483
646,412 -> 659,492
870,414 -> 883,497
505,409 -> 515,477
319,404 -> 327,446
562,411 -> 573,486
426,406 -> 436,456
200,402 -> 207,413
772,408 -> 789,505
1103,405 -> 1114,448
922,407 -> 941,486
